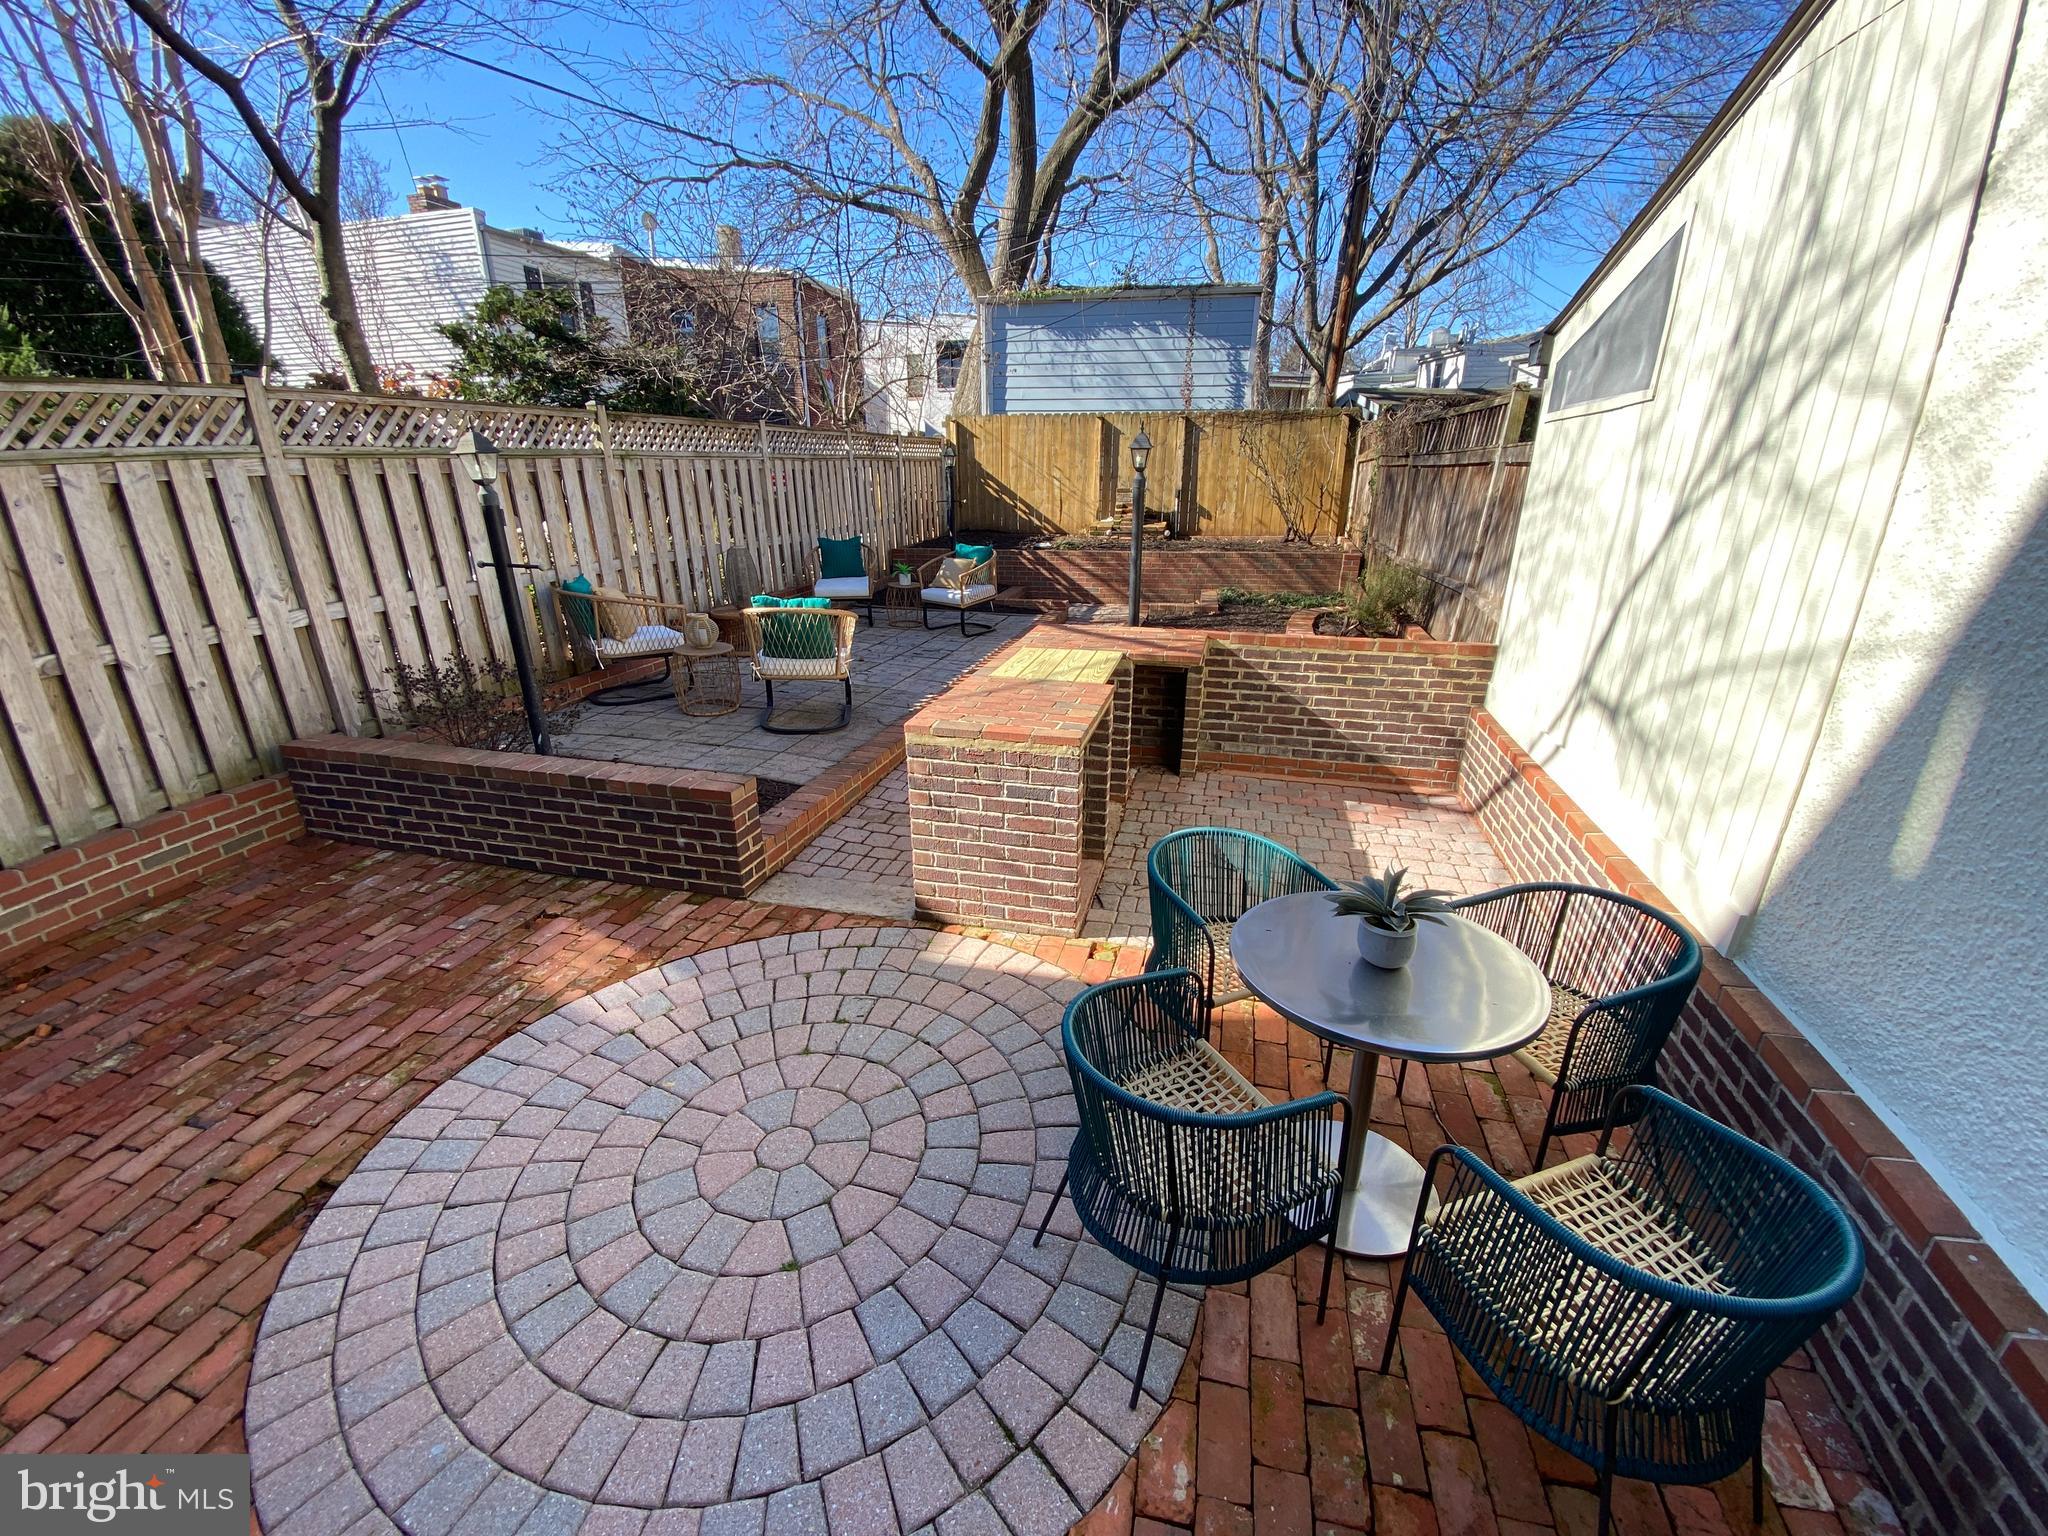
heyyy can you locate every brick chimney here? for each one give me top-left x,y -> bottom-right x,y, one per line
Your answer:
715,224 -> 742,268
407,175 -> 457,213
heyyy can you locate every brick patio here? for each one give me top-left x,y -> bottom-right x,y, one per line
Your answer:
0,801 -> 1895,1535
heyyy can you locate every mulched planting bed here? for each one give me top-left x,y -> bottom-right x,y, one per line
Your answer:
754,775 -> 802,810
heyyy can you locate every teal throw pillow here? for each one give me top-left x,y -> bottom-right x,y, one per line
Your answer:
954,543 -> 993,569
819,536 -> 866,580
762,609 -> 835,660
560,573 -> 599,639
751,594 -> 784,608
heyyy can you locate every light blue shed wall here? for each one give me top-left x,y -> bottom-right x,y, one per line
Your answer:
986,293 -> 1256,412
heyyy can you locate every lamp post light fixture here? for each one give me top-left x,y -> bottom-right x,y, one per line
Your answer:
1127,426 -> 1152,625
455,427 -> 553,754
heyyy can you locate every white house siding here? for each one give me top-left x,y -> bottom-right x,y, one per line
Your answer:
1742,2 -> 2048,1294
200,208 -> 626,386
986,290 -> 1256,412
863,315 -> 976,435
478,228 -> 628,340
1489,0 -> 2020,941
1489,0 -> 2041,1287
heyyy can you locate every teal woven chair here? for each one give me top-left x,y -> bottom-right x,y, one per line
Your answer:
1449,883 -> 1700,1166
1035,969 -> 1345,1407
1147,829 -> 1338,1027
1385,1087 -> 1864,1536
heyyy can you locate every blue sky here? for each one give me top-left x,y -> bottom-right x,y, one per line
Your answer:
359,26 -> 1603,329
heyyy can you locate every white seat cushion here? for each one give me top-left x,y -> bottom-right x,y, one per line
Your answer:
812,577 -> 872,599
595,624 -> 687,658
754,654 -> 847,681
922,584 -> 997,607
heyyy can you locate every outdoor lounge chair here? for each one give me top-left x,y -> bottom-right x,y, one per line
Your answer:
553,580 -> 692,705
919,546 -> 999,634
742,604 -> 857,734
1036,969 -> 1345,1407
811,533 -> 877,625
1449,882 -> 1701,1166
1386,1086 -> 1863,1536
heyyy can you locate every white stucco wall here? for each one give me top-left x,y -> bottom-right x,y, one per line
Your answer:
1741,2 -> 2048,1296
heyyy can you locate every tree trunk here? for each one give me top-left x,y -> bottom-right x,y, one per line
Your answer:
1250,222 -> 1279,408
310,121 -> 378,392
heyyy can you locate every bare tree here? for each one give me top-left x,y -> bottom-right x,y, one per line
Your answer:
0,0 -> 239,380
553,0 -> 1242,302
1168,0 -> 1783,403
111,0 -> 565,392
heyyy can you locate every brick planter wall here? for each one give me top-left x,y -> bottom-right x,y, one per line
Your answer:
1198,635 -> 1494,793
890,542 -> 1360,605
904,674 -> 1120,934
0,776 -> 303,969
1459,708 -> 2048,1536
283,736 -> 764,898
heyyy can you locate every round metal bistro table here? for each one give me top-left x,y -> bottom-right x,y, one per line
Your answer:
1231,893 -> 1550,1257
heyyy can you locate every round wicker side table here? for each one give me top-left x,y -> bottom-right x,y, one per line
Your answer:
672,643 -> 740,716
882,579 -> 923,627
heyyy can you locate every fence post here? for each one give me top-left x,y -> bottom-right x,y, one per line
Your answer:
241,377 -> 363,735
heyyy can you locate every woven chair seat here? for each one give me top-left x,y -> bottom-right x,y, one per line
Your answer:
1206,919 -> 1248,1002
1511,983 -> 1593,1084
754,653 -> 848,681
1514,1154 -> 1729,1294
1120,1038 -> 1268,1117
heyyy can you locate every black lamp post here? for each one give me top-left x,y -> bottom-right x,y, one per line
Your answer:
455,427 -> 552,754
1126,427 -> 1152,625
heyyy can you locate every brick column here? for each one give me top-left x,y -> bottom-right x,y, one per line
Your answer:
905,675 -> 1114,935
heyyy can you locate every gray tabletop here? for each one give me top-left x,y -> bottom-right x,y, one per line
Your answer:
1231,893 -> 1552,1062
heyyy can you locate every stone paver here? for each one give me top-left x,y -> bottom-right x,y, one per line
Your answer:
245,928 -> 1184,1535
559,622 -> 1033,787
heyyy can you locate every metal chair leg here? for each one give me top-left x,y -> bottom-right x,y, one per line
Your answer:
1131,1268 -> 1170,1409
1378,1260 -> 1411,1374
1032,1171 -> 1068,1247
1751,1412 -> 1767,1527
1317,1225 -> 1338,1323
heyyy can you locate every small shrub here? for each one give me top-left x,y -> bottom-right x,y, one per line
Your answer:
386,653 -> 584,752
1337,561 -> 1432,637
1215,586 -> 1341,611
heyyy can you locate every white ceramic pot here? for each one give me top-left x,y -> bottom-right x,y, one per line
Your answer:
1356,920 -> 1416,970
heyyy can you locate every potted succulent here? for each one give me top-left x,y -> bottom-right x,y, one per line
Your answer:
1327,865 -> 1455,969
891,560 -> 917,587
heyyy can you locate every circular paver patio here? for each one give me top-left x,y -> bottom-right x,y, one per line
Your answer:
246,928 -> 1194,1536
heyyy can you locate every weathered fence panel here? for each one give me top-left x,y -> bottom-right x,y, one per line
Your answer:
0,381 -> 943,863
1352,390 -> 1533,642
953,410 -> 1355,540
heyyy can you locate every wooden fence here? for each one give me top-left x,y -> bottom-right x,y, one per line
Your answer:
0,381 -> 944,863
1351,390 -> 1534,642
953,410 -> 1357,541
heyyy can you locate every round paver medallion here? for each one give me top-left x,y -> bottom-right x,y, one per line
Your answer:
246,928 -> 1193,1536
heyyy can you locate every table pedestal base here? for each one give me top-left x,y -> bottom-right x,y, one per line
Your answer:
1322,1123 -> 1439,1256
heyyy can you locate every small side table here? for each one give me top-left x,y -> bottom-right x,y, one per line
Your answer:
882,579 -> 922,627
672,643 -> 741,716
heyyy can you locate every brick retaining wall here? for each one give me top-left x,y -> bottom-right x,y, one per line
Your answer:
1459,708 -> 2048,1536
0,776 -> 303,969
891,542 -> 1360,605
1197,634 -> 1493,793
284,736 -> 764,898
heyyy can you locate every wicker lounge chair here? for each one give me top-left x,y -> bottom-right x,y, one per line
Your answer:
918,547 -> 999,634
1448,883 -> 1701,1166
1385,1086 -> 1863,1536
811,533 -> 877,625
553,582 -> 693,705
742,605 -> 857,734
1036,969 -> 1345,1407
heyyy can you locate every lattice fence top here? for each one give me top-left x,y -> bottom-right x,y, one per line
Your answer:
0,381 -> 943,461
0,385 -> 255,454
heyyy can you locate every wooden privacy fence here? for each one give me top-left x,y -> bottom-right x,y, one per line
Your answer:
953,410 -> 1357,541
1351,389 -> 1534,642
0,381 -> 944,864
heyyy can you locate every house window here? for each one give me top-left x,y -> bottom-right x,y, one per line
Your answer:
904,352 -> 929,400
1550,229 -> 1683,412
673,309 -> 697,344
814,312 -> 829,358
935,339 -> 965,390
755,304 -> 782,362
578,282 -> 597,324
522,265 -> 543,294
